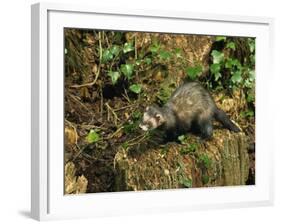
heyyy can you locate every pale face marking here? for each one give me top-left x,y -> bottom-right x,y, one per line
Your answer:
140,111 -> 160,131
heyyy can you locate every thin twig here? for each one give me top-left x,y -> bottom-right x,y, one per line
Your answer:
122,88 -> 131,103
77,124 -> 107,131
127,133 -> 148,146
126,133 -> 147,144
105,102 -> 120,126
72,143 -> 83,161
104,126 -> 124,140
113,103 -> 137,112
69,94 -> 92,113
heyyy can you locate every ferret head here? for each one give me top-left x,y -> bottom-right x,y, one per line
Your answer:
139,105 -> 165,131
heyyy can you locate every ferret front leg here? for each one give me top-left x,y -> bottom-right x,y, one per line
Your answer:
198,119 -> 213,140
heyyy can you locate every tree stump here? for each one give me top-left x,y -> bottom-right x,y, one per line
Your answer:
114,130 -> 249,191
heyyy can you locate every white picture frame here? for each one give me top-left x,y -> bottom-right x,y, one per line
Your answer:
31,2 -> 274,221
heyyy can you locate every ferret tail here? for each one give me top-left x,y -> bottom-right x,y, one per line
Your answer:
214,108 -> 241,132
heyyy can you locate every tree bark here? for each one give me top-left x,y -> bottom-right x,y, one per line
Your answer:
114,130 -> 249,191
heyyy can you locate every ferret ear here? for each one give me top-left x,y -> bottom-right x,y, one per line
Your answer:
155,113 -> 164,123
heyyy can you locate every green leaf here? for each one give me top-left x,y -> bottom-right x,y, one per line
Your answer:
225,59 -> 233,69
123,122 -> 138,134
121,142 -> 129,150
129,84 -> 142,94
245,110 -> 254,117
174,48 -> 182,57
210,63 -> 221,81
198,154 -> 212,169
233,59 -> 242,68
135,60 -> 142,66
178,135 -> 186,144
249,70 -> 255,81
186,65 -> 203,80
214,73 -> 222,81
150,43 -> 160,53
188,143 -> 197,153
225,58 -> 242,69
132,111 -> 142,120
179,177 -> 192,188
247,93 -> 255,103
108,71 -> 120,85
215,36 -> 226,42
231,70 -> 242,83
121,64 -> 134,79
211,50 -> 224,64
123,42 -> 134,53
102,49 -> 113,62
159,50 -> 171,60
226,41 -> 236,50
110,45 -> 120,56
86,130 -> 100,143
144,57 -> 152,65
210,63 -> 221,73
240,109 -> 254,118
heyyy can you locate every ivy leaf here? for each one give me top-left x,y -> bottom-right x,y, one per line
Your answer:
231,70 -> 242,83
121,64 -> 134,79
225,59 -> 233,68
225,58 -> 241,69
247,93 -> 255,103
159,50 -> 171,60
225,59 -> 233,69
226,41 -> 236,50
215,73 -> 222,81
129,84 -> 142,94
232,59 -> 242,68
110,45 -> 120,56
123,42 -> 134,53
108,71 -> 120,85
186,65 -> 203,80
249,70 -> 255,81
86,130 -> 100,143
215,36 -> 226,42
102,49 -> 113,62
211,50 -> 224,64
210,63 -> 221,81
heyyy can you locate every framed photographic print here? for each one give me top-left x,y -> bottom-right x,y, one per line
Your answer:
31,2 -> 274,221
